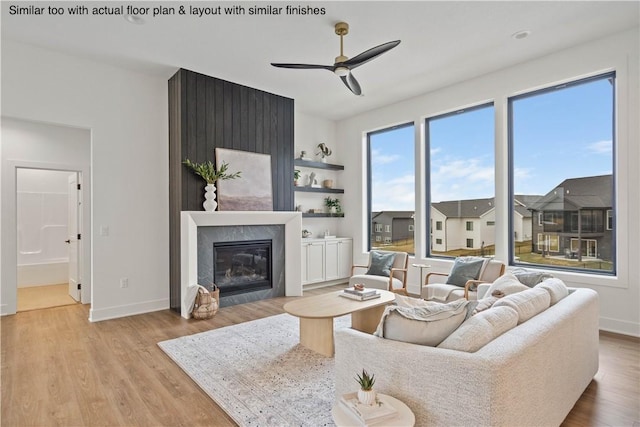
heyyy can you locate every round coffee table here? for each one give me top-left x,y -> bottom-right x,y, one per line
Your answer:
331,393 -> 415,426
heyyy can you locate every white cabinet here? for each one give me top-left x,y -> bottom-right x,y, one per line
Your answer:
303,241 -> 326,284
301,238 -> 353,285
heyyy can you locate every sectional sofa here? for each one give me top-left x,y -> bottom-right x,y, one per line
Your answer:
334,286 -> 599,426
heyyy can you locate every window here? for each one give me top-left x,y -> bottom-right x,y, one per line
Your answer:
374,224 -> 382,233
487,221 -> 495,226
427,103 -> 495,258
368,123 -> 415,254
466,239 -> 474,248
510,73 -> 615,273
408,224 -> 414,232
436,238 -> 442,244
375,236 -> 382,242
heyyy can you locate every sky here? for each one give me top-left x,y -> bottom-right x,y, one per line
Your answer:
370,75 -> 614,212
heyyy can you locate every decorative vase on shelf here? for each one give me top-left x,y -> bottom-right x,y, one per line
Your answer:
203,183 -> 217,211
357,388 -> 377,406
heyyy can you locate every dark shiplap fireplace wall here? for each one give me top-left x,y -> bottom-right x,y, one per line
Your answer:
168,68 -> 295,312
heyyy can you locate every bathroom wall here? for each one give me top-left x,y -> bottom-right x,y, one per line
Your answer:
17,168 -> 75,287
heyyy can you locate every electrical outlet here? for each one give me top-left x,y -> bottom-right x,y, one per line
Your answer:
120,278 -> 129,288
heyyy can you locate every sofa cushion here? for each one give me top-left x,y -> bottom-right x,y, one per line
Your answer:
535,277 -> 569,305
493,287 -> 551,324
374,299 -> 469,346
484,272 -> 529,298
470,296 -> 501,315
438,306 -> 519,352
365,251 -> 396,277
509,267 -> 554,287
446,257 -> 486,287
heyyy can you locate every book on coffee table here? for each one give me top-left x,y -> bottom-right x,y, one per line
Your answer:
339,392 -> 398,425
343,286 -> 378,297
339,291 -> 381,301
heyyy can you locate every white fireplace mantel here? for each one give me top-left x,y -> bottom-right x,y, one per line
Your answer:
180,211 -> 303,318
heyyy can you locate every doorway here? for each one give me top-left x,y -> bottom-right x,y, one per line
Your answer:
16,168 -> 82,311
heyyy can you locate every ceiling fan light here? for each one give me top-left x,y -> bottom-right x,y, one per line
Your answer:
334,66 -> 349,77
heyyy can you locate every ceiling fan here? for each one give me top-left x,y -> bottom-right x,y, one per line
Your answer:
271,22 -> 400,96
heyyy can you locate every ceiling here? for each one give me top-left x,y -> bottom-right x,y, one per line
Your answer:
2,1 -> 638,120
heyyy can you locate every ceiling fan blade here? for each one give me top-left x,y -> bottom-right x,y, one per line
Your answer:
342,40 -> 401,69
340,73 -> 362,96
270,63 -> 334,71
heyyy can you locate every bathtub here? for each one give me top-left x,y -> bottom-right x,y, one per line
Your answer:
17,224 -> 69,287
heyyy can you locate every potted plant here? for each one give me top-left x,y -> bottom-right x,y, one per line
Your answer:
316,143 -> 332,162
294,169 -> 301,186
324,197 -> 341,215
355,369 -> 377,405
183,159 -> 241,211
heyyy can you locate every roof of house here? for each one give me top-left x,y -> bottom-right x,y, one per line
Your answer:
372,211 -> 415,221
431,198 -> 495,218
528,175 -> 612,211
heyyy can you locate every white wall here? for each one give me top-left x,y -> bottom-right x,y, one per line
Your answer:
1,40 -> 170,321
337,28 -> 640,336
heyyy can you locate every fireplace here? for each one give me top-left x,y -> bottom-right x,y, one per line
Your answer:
213,239 -> 272,296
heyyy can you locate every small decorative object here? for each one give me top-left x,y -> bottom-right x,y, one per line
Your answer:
296,204 -> 303,212
354,283 -> 365,291
308,172 -> 319,187
302,229 -> 312,238
300,150 -> 309,160
322,179 -> 334,188
356,369 -> 377,406
324,196 -> 341,215
294,169 -> 301,186
316,143 -> 332,162
183,159 -> 241,212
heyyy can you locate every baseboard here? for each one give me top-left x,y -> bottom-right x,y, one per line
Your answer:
89,298 -> 169,322
599,316 -> 640,338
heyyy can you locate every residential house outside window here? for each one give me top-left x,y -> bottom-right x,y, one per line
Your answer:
426,103 -> 495,258
510,72 -> 615,273
367,123 -> 415,254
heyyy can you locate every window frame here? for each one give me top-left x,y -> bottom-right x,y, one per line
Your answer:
508,71 -> 616,275
425,102 -> 495,259
366,122 -> 415,252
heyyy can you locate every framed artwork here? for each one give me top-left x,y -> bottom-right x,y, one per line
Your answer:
215,148 -> 273,211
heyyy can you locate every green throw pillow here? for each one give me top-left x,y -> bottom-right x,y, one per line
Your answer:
366,251 -> 396,277
445,257 -> 485,287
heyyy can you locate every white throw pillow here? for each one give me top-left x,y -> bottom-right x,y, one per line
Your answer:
535,277 -> 569,305
438,306 -> 519,352
493,287 -> 550,324
484,272 -> 529,298
374,299 -> 469,346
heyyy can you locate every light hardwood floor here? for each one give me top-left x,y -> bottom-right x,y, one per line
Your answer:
2,285 -> 638,426
17,283 -> 78,312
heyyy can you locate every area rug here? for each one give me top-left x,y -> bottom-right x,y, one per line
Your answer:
158,313 -> 350,427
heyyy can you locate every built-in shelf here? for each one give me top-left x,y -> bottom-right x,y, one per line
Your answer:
302,213 -> 345,218
294,187 -> 344,194
294,159 -> 344,170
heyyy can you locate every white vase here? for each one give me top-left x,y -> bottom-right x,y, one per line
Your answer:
203,183 -> 217,211
357,389 -> 377,406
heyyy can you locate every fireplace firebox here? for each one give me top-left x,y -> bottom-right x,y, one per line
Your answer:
213,239 -> 272,296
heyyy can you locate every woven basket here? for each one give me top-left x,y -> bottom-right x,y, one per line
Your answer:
192,287 -> 219,320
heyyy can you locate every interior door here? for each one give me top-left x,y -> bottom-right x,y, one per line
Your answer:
67,173 -> 81,302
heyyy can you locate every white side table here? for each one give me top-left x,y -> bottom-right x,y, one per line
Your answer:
332,393 -> 415,427
412,263 -> 431,287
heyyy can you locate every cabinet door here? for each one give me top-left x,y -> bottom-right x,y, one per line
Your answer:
306,242 -> 326,284
337,238 -> 353,279
301,243 -> 309,284
325,240 -> 340,281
